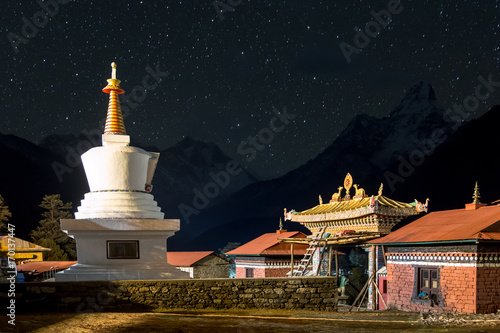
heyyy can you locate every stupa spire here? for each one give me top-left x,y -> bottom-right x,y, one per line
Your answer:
103,62 -> 126,135
472,181 -> 481,204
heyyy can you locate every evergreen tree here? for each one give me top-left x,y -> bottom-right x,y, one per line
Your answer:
31,194 -> 76,260
218,241 -> 241,261
349,247 -> 368,267
39,239 -> 69,261
0,194 -> 12,232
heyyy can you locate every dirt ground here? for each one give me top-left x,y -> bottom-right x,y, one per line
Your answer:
4,309 -> 500,333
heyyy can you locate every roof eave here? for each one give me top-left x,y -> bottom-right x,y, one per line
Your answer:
369,239 -> 479,246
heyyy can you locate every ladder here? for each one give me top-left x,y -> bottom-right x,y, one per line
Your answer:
292,226 -> 327,276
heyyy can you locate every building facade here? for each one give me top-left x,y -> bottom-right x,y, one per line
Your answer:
369,195 -> 500,314
0,236 -> 50,265
167,251 -> 230,278
226,230 -> 309,278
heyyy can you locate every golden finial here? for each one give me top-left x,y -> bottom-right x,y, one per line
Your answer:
319,195 -> 323,205
378,183 -> 384,196
472,181 -> 481,204
103,62 -> 126,135
279,217 -> 283,230
111,62 -> 117,79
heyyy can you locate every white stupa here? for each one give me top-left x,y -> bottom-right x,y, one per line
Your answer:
56,63 -> 188,281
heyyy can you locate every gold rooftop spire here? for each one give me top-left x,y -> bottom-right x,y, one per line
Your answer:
103,62 -> 126,135
472,181 -> 481,204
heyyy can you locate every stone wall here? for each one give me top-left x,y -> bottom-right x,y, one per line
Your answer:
193,255 -> 229,279
3,276 -> 337,313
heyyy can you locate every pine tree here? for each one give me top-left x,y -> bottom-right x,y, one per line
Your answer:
39,239 -> 69,261
31,194 -> 76,260
218,241 -> 241,262
0,194 -> 12,232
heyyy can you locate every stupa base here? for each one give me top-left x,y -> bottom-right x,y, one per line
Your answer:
55,263 -> 188,281
56,218 -> 188,281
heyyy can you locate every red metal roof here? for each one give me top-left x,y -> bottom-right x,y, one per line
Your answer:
368,205 -> 500,244
17,261 -> 77,275
167,251 -> 215,267
226,231 -> 309,256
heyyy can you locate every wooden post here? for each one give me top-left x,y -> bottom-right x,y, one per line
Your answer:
335,247 -> 339,278
315,241 -> 325,276
381,245 -> 387,267
349,274 -> 372,312
290,243 -> 294,277
327,246 -> 333,276
368,245 -> 377,310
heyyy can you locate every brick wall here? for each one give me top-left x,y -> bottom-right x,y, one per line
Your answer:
386,262 -> 414,311
2,277 -> 337,313
386,244 -> 500,314
387,263 -> 478,313
476,266 -> 500,313
440,266 -> 476,313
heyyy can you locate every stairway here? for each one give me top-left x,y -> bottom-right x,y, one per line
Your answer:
292,226 -> 327,276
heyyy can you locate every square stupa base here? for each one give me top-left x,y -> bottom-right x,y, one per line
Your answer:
55,218 -> 189,281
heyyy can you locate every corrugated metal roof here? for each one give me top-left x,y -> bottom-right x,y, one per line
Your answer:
226,231 -> 309,255
368,205 -> 500,244
167,251 -> 215,267
17,261 -> 77,274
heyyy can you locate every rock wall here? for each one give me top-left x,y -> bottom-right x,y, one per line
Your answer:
3,276 -> 337,313
193,255 -> 230,279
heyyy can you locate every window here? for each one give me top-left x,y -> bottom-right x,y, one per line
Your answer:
245,268 -> 254,278
382,279 -> 388,294
419,267 -> 438,296
107,240 -> 140,259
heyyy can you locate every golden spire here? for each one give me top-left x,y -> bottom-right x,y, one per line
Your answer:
103,62 -> 126,135
472,181 -> 481,204
279,217 -> 283,230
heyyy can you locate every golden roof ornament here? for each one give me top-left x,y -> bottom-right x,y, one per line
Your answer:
331,186 -> 343,202
319,195 -> 323,205
103,62 -> 126,135
472,181 -> 481,204
279,217 -> 283,230
378,183 -> 384,196
353,184 -> 366,199
343,173 -> 353,199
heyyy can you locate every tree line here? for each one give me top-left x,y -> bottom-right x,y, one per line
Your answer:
0,194 -> 76,261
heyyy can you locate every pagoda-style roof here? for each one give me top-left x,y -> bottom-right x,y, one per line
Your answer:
285,173 -> 428,235
290,195 -> 419,222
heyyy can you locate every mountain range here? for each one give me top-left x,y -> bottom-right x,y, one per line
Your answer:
1,81 -> 498,252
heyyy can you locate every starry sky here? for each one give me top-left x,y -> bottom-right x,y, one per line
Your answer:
1,1 -> 499,179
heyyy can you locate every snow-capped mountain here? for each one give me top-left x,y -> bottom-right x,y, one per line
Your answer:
170,82 -> 463,250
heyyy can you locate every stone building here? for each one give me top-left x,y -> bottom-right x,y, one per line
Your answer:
226,229 -> 309,278
167,251 -> 230,278
368,185 -> 500,314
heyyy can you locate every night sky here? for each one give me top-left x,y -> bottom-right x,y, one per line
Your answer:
1,1 -> 499,179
